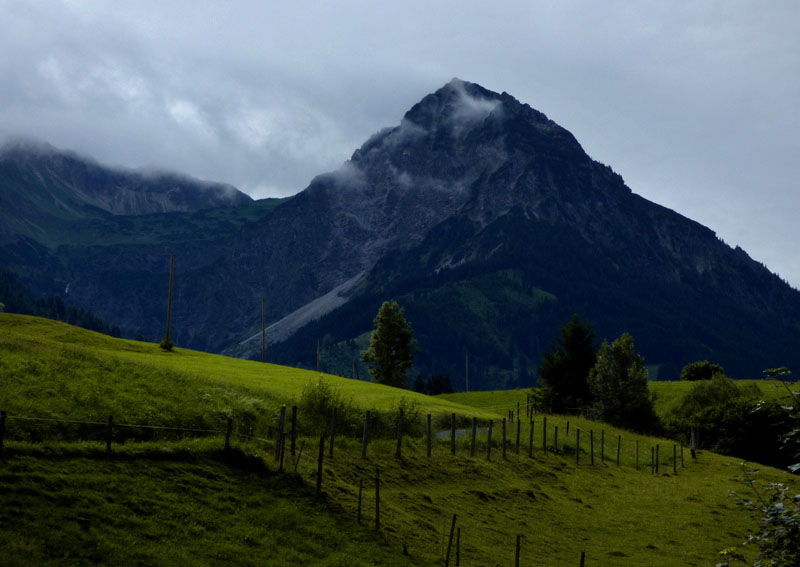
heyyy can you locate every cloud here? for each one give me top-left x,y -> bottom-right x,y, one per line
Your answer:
448,79 -> 503,125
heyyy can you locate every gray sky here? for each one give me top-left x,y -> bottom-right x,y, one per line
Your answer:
2,1 -> 799,287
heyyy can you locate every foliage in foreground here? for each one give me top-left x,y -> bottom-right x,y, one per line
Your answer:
722,467 -> 800,567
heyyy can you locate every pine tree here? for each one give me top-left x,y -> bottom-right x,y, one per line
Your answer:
537,315 -> 597,413
362,301 -> 418,388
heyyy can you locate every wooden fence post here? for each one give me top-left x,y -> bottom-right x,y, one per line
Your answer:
576,429 -> 580,465
316,434 -> 325,496
106,415 -> 113,458
487,420 -> 493,461
290,405 -> 298,456
528,418 -> 534,458
580,550 -> 586,566
673,444 -> 677,474
515,534 -> 521,567
515,418 -> 521,454
566,420 -> 570,437
456,526 -> 461,566
554,425 -> 559,453
651,446 -> 655,474
635,439 -> 639,470
396,408 -> 404,459
275,405 -> 286,460
451,413 -> 457,456
224,416 -> 232,451
656,444 -> 660,474
445,514 -> 457,567
329,408 -> 337,458
362,410 -> 370,458
590,430 -> 595,465
279,432 -> 286,472
681,443 -> 685,467
427,414 -> 432,458
470,417 -> 477,457
375,468 -> 380,531
543,416 -> 547,454
616,435 -> 621,466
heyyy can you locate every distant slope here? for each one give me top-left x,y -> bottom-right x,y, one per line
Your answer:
0,269 -> 120,337
0,140 -> 251,227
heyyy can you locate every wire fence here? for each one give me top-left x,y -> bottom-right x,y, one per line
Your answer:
0,404 -> 700,567
0,403 -> 695,475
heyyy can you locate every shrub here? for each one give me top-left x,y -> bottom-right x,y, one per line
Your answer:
680,360 -> 724,381
297,376 -> 359,437
665,375 -> 791,467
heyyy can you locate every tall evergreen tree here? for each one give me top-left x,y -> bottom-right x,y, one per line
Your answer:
362,301 -> 418,388
537,315 -> 597,413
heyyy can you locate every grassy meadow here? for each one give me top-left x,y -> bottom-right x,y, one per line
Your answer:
1,313 -> 796,566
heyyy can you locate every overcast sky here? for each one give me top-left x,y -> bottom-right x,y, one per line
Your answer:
2,1 -> 799,287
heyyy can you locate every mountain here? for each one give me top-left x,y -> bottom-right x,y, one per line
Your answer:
263,80 -> 800,385
2,80 -> 799,386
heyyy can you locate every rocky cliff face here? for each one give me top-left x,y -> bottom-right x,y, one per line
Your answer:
3,81 -> 800,386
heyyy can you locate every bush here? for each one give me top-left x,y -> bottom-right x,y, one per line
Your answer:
366,397 -> 425,439
664,375 -> 792,467
680,360 -> 724,381
297,378 -> 424,440
297,376 -> 359,437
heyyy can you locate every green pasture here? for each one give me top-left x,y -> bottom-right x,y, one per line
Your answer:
0,314 -> 493,435
1,313 -> 797,566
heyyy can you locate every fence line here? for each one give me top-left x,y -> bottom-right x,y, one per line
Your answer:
2,410 -> 693,475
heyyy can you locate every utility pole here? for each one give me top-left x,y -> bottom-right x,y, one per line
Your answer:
161,253 -> 175,349
260,298 -> 267,363
465,353 -> 469,392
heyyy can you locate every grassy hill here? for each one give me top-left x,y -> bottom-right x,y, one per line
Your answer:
1,314 -> 796,566
440,380 -> 795,420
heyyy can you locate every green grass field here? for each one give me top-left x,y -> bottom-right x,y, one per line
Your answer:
1,314 -> 796,566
